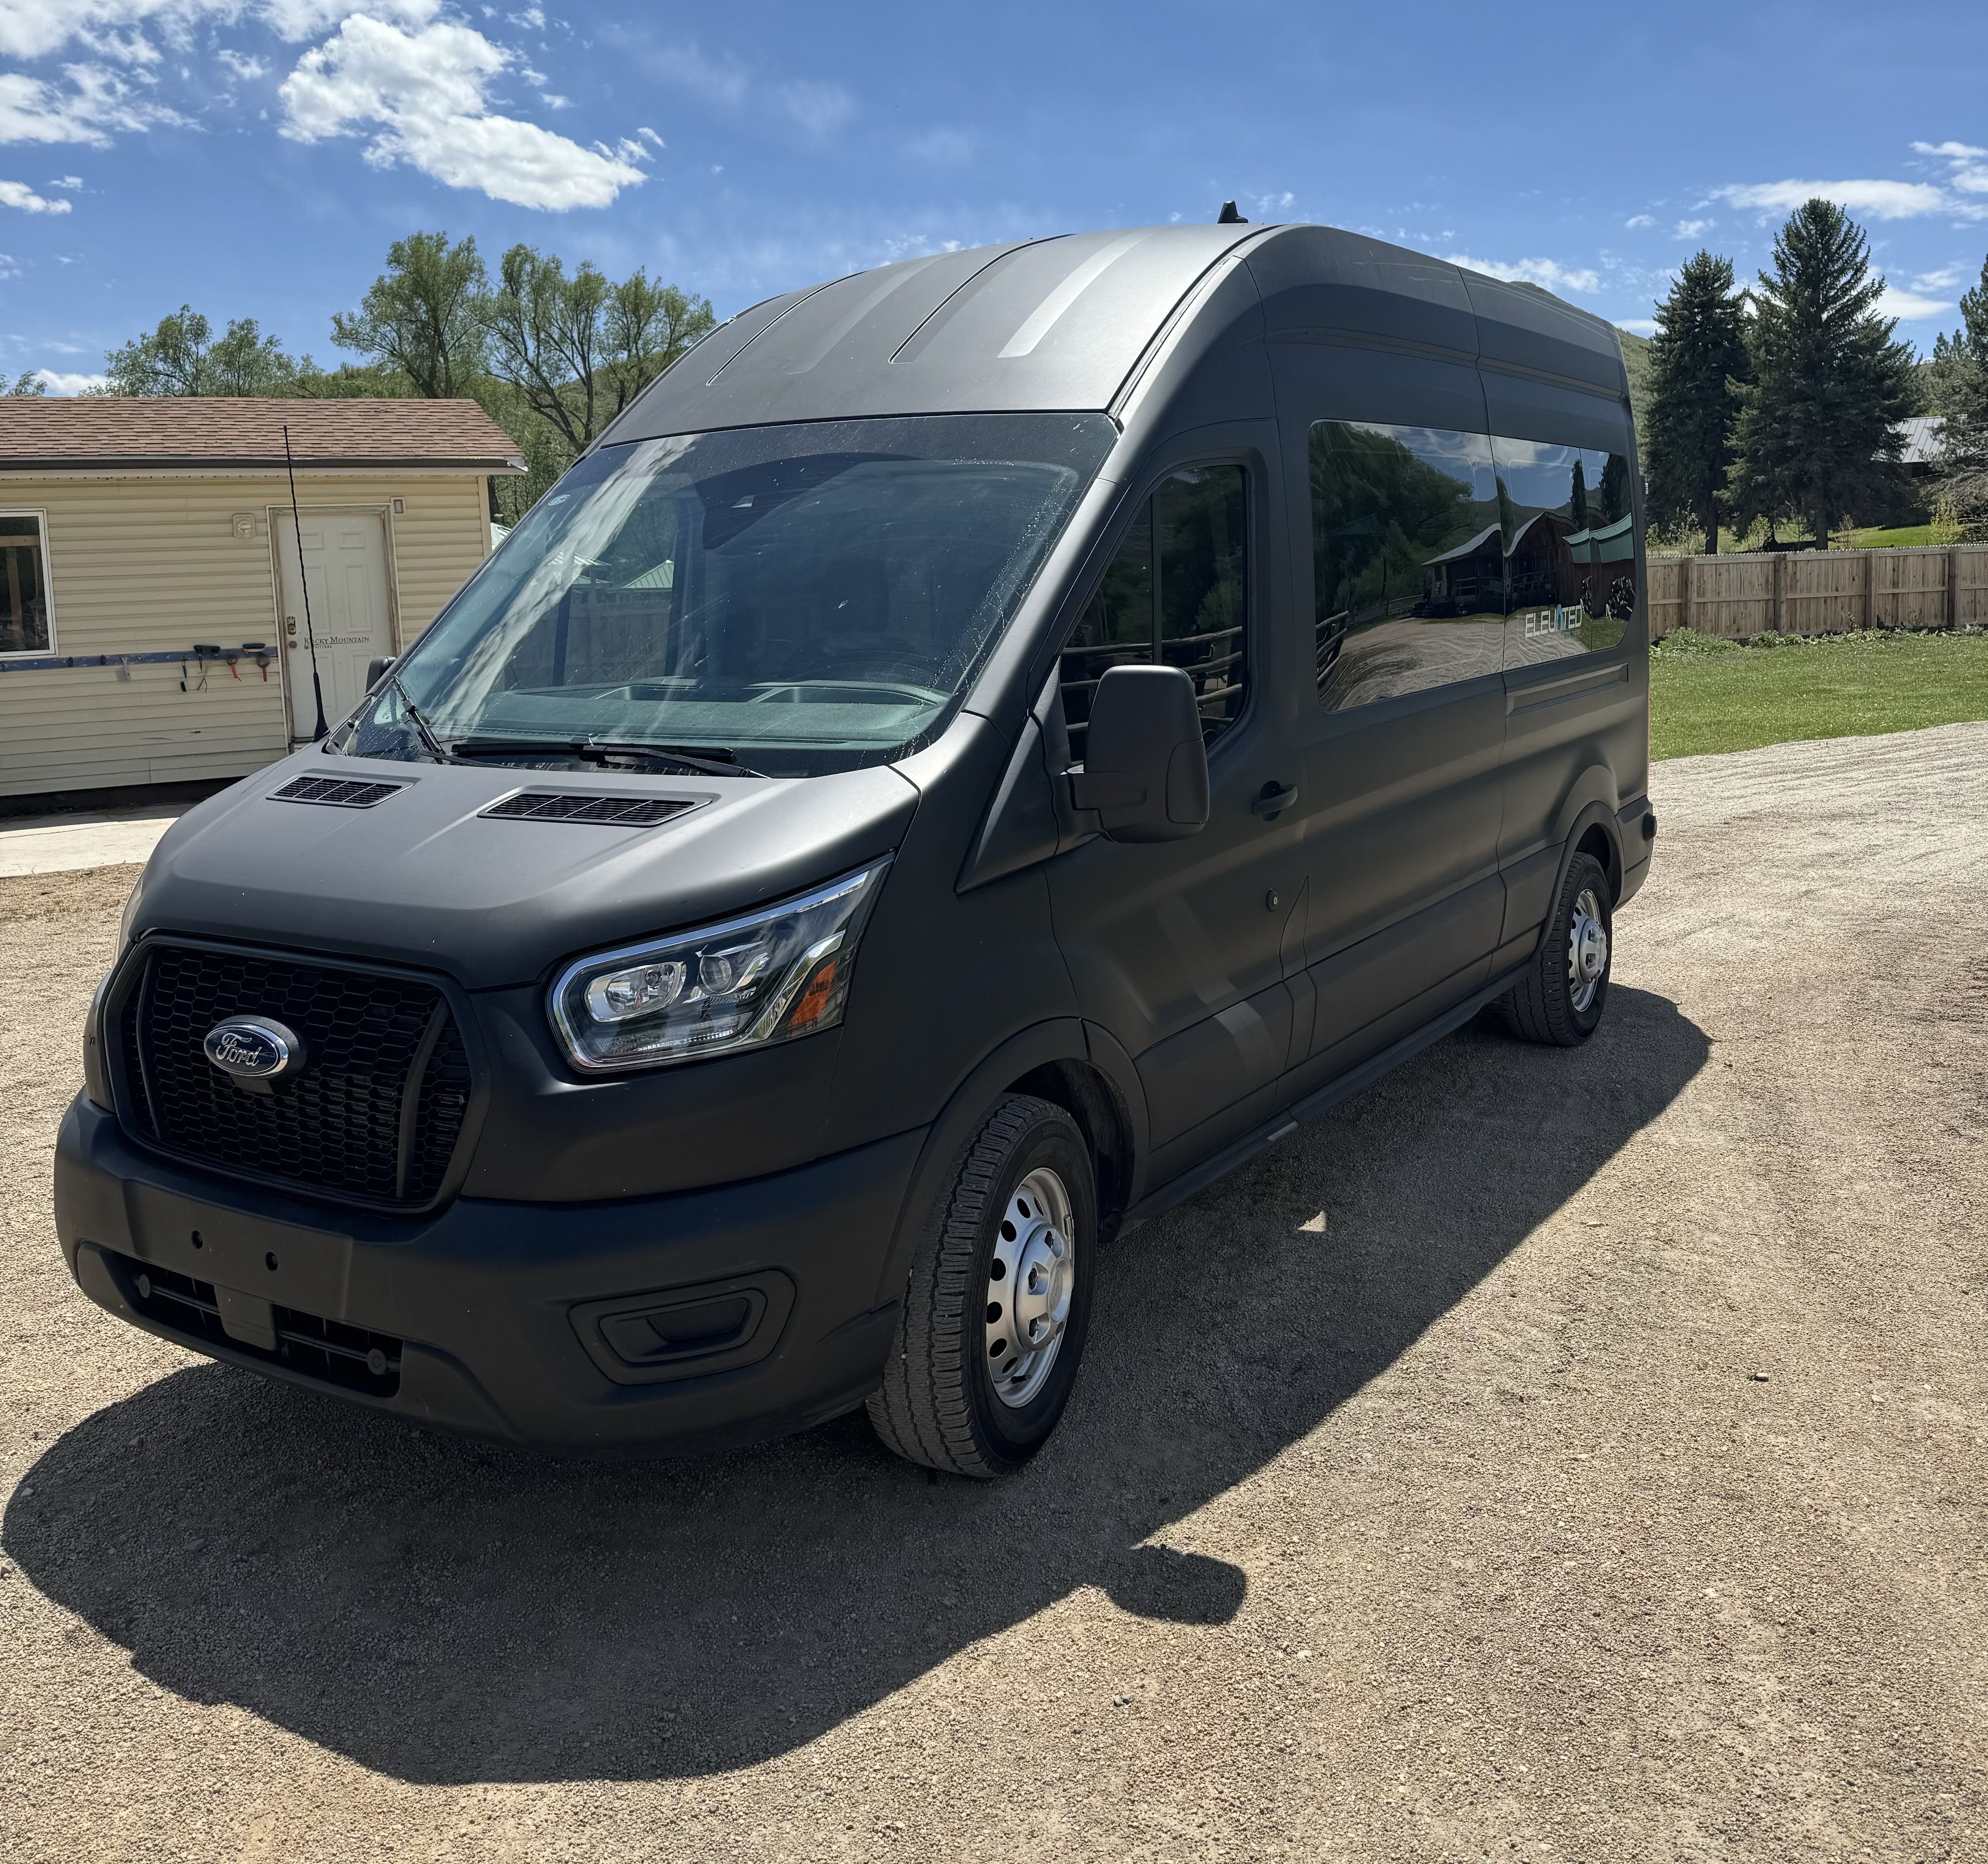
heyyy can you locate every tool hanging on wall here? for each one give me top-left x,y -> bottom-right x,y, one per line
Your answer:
282,423 -> 330,741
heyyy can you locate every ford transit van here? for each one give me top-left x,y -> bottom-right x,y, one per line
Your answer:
56,224 -> 1654,1476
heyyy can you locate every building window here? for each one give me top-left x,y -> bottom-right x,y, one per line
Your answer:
1060,465 -> 1248,754
0,511 -> 52,655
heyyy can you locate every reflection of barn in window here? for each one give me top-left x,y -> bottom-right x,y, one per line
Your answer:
1416,521 -> 1504,616
1502,511 -> 1573,610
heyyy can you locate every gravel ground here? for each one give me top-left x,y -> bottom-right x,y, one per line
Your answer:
3,723 -> 1985,1864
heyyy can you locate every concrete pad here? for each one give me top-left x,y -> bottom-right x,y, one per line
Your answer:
0,804 -> 187,877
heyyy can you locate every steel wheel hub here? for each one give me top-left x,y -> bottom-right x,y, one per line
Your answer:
1568,885 -> 1609,1012
984,1166 -> 1075,1410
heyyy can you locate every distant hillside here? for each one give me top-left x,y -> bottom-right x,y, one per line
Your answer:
1617,326 -> 1652,460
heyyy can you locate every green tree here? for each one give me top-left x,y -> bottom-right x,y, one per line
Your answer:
5,371 -> 46,395
1728,201 -> 1917,546
103,306 -> 310,396
1928,255 -> 1988,470
484,245 -> 716,457
1642,251 -> 1749,553
330,231 -> 489,399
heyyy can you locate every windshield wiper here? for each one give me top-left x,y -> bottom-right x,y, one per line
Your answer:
445,737 -> 770,779
379,673 -> 452,766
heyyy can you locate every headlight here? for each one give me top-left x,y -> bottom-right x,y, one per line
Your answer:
548,860 -> 891,1072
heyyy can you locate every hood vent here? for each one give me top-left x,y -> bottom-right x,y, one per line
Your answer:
269,775 -> 407,809
482,792 -> 697,827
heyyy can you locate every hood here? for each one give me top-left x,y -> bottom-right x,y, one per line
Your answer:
127,750 -> 921,990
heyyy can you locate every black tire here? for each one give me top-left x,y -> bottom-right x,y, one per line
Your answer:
867,1094 -> 1097,1478
1497,850 -> 1614,1046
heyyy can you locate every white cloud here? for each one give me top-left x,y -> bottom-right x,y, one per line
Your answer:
1711,177 -> 1955,220
279,12 -> 643,209
0,0 -> 229,62
1616,317 -> 1658,336
771,78 -> 852,139
650,42 -> 749,107
907,127 -> 972,165
1446,252 -> 1601,295
216,46 -> 265,80
509,4 -> 542,25
1877,284 -> 1955,321
0,63 -> 187,144
1913,138 -> 1988,198
651,40 -> 852,139
1624,213 -> 1653,228
50,174 -> 83,186
261,0 -> 437,40
538,91 -> 568,108
36,367 -> 108,393
1674,217 -> 1711,239
0,178 -> 73,211
635,124 -> 661,148
1912,265 -> 1964,291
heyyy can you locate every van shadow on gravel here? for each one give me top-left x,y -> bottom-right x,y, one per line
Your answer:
6,986 -> 1706,1785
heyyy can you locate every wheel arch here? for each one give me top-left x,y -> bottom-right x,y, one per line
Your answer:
866,1019 -> 1144,1314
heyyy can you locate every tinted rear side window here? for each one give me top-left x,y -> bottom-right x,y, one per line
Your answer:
1309,421 -> 1503,710
1062,465 -> 1248,752
1491,438 -> 1634,666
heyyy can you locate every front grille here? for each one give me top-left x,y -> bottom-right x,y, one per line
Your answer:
116,942 -> 471,1208
269,775 -> 407,808
482,791 -> 696,826
112,1252 -> 402,1397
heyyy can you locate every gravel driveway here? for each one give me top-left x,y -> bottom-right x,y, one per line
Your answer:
3,722 -> 1984,1864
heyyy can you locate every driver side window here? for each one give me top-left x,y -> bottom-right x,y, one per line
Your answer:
1059,465 -> 1248,757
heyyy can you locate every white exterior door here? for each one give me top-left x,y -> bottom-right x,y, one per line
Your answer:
272,509 -> 394,742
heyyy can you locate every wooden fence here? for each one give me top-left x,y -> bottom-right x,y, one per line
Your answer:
1646,544 -> 1988,639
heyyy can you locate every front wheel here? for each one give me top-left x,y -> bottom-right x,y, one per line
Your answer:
1497,849 -> 1613,1046
867,1094 -> 1097,1477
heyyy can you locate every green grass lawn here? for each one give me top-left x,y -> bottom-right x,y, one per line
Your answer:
1838,524 -> 1950,550
1649,628 -> 1988,760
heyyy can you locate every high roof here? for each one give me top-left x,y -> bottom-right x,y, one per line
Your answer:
610,223 -> 1630,444
0,397 -> 524,473
614,227 -> 1264,438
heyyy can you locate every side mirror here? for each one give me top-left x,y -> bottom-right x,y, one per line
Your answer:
364,655 -> 397,694
1066,664 -> 1210,843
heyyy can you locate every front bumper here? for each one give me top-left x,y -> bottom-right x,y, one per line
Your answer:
54,1095 -> 924,1456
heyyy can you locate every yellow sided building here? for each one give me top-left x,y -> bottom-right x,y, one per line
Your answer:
0,398 -> 522,803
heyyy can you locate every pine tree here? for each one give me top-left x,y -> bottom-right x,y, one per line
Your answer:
1642,252 -> 1748,552
1728,201 -> 1917,546
1930,254 -> 1988,473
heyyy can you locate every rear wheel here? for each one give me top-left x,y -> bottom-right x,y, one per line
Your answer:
1498,850 -> 1613,1046
867,1094 -> 1096,1477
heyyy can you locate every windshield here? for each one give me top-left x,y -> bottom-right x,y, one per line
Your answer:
335,413 -> 1116,776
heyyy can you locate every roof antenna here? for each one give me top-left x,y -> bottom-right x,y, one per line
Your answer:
282,422 -> 329,743
1217,201 -> 1249,225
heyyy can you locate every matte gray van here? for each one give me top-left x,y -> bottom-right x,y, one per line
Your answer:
55,224 -> 1654,1476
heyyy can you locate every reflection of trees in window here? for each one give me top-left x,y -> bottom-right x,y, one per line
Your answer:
1599,453 -> 1628,524
1311,426 -> 1489,629
1061,466 -> 1247,750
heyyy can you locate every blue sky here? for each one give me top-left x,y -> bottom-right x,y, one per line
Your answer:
1,0 -> 1985,392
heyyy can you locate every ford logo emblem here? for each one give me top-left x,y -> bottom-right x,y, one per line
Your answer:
203,1016 -> 304,1081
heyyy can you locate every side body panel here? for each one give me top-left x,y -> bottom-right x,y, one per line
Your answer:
1265,340 -> 1507,1074
1482,366 -> 1647,943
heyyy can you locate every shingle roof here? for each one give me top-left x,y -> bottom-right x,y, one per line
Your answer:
0,396 -> 524,472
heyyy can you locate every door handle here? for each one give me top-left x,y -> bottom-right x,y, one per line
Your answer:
1251,781 -> 1298,821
